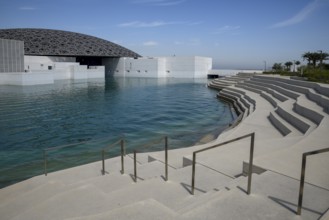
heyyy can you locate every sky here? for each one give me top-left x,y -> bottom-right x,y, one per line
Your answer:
1,0 -> 329,69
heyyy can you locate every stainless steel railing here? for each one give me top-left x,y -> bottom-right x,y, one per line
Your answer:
101,139 -> 125,175
43,137 -> 122,176
43,139 -> 96,176
133,136 -> 168,182
191,132 -> 255,195
297,147 -> 329,215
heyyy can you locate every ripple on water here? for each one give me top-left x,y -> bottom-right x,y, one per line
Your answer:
0,78 -> 234,188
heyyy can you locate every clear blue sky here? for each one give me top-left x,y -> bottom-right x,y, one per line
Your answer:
1,0 -> 329,69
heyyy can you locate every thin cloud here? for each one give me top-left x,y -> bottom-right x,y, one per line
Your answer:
214,25 -> 240,34
19,6 -> 37,10
118,20 -> 199,28
118,21 -> 175,28
143,41 -> 158,46
133,0 -> 186,6
271,0 -> 320,28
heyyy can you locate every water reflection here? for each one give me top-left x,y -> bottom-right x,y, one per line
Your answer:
0,77 -> 233,188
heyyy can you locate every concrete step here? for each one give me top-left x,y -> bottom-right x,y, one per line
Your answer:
65,198 -> 178,220
268,111 -> 303,136
176,175 -> 250,213
260,91 -> 279,107
168,164 -> 234,193
223,86 -> 246,95
250,78 -> 301,100
182,170 -> 329,220
251,76 -> 329,113
222,89 -> 253,114
0,172 -> 135,219
236,83 -> 262,94
307,90 -> 329,113
10,184 -> 110,220
220,90 -> 248,116
0,181 -> 67,219
0,175 -> 48,206
72,172 -> 134,194
250,170 -> 329,219
1,159 -> 178,219
183,134 -> 304,181
294,100 -> 324,125
133,160 -> 175,181
245,80 -> 289,102
276,101 -> 317,134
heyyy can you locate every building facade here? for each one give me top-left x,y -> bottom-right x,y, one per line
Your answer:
0,29 -> 213,85
0,38 -> 24,73
105,56 -> 212,78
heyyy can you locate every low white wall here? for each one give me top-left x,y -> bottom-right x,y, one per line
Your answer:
0,72 -> 54,85
209,69 -> 263,76
0,65 -> 104,85
110,56 -> 212,78
87,66 -> 105,79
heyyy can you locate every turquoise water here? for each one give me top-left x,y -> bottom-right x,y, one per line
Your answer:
0,77 -> 234,188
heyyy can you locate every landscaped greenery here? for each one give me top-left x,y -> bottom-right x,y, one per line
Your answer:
266,51 -> 329,84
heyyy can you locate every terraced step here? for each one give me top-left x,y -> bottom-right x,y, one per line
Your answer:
260,92 -> 279,107
268,111 -> 302,136
252,76 -> 329,113
251,79 -> 300,99
236,83 -> 262,94
221,88 -> 257,113
244,80 -> 289,102
65,198 -> 178,220
182,170 -> 329,220
276,101 -> 317,134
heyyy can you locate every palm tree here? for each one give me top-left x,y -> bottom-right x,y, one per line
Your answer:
285,61 -> 293,71
302,52 -> 312,66
302,51 -> 328,68
294,60 -> 300,72
272,63 -> 282,72
318,51 -> 329,66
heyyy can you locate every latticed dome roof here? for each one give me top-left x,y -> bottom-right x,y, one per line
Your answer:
0,28 -> 140,57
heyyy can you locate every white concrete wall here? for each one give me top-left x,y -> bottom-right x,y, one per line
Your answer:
165,57 -> 195,78
194,56 -> 212,78
102,58 -> 121,77
209,69 -> 263,76
25,55 -> 76,71
0,55 -> 104,85
0,72 -> 54,85
87,66 -> 105,79
123,57 -> 166,78
110,56 -> 212,78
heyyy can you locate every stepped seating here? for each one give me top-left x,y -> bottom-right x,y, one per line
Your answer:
208,74 -> 253,90
1,74 -> 329,220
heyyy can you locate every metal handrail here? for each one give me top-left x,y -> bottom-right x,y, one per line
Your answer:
133,136 -> 169,182
101,139 -> 125,175
191,132 -> 255,195
43,138 -> 104,176
297,147 -> 329,215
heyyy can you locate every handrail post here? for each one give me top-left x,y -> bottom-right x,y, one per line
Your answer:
190,132 -> 255,196
121,139 -> 125,174
297,154 -> 307,215
134,150 -> 137,182
191,152 -> 196,195
165,136 -> 168,181
102,149 -> 105,175
247,132 -> 255,195
44,150 -> 47,176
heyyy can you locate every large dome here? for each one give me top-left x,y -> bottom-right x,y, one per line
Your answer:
0,28 -> 140,58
